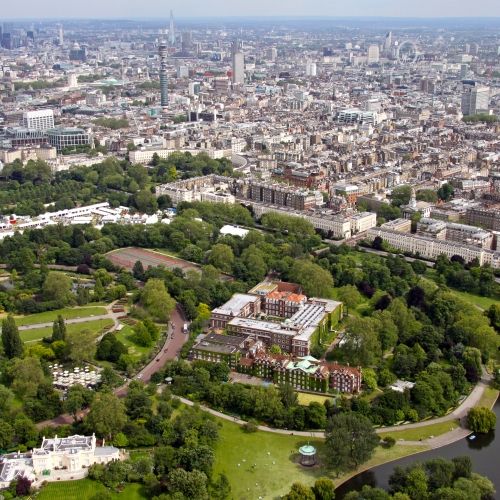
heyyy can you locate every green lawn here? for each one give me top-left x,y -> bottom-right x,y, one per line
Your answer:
379,419 -> 460,442
14,306 -> 107,326
297,392 -> 333,406
114,325 -> 153,360
447,289 -> 500,311
476,387 -> 499,409
213,418 -> 428,500
37,480 -> 146,499
21,319 -> 114,343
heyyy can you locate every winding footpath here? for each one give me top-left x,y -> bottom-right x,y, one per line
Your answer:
176,372 -> 495,451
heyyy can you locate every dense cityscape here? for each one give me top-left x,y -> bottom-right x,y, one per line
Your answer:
0,6 -> 499,500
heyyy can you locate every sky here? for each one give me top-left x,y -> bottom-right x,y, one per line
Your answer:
2,0 -> 500,19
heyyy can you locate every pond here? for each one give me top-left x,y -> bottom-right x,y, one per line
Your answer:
336,397 -> 500,498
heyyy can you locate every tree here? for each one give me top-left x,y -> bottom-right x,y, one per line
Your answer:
133,321 -> 153,347
270,344 -> 282,355
42,272 -> 74,305
134,189 -> 158,214
467,407 -> 496,434
339,317 -> 382,367
133,260 -> 145,281
437,183 -> 454,202
0,420 -> 13,449
64,384 -> 94,422
325,413 -> 379,473
66,329 -> 96,364
284,483 -> 315,500
168,468 -> 208,500
1,315 -> 23,359
86,393 -> 126,439
140,278 -> 175,322
93,277 -> 106,302
207,244 -> 234,273
289,260 -> 334,298
391,185 -> 412,207
279,384 -> 298,409
337,285 -> 362,309
312,478 -> 336,500
15,476 -> 32,497
51,315 -> 67,342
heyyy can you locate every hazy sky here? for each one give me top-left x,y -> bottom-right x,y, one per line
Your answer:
2,0 -> 500,19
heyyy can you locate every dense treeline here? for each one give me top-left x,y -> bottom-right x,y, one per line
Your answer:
320,246 -> 499,425
0,153 -> 233,217
154,359 -> 330,431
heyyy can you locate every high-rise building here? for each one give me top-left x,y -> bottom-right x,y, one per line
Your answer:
158,41 -> 169,108
367,45 -> 380,64
169,10 -> 175,46
22,110 -> 55,130
384,32 -> 392,54
58,24 -> 64,46
231,40 -> 244,85
305,61 -> 317,77
67,73 -> 78,89
461,81 -> 489,115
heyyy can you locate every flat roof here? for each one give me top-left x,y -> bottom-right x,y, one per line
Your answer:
212,293 -> 257,316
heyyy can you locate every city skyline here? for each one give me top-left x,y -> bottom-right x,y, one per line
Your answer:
2,0 -> 500,19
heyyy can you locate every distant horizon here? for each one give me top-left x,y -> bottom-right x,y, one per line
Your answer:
3,15 -> 500,20
2,0 -> 499,21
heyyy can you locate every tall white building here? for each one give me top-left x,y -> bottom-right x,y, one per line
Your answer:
305,61 -> 317,77
232,40 -> 245,85
461,83 -> 489,116
367,45 -> 380,64
22,109 -> 55,130
67,73 -> 78,88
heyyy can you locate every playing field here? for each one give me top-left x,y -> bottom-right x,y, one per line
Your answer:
107,247 -> 200,273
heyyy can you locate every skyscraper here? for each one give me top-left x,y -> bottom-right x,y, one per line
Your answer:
231,40 -> 244,85
159,41 -> 169,107
169,10 -> 175,46
461,81 -> 489,116
367,45 -> 380,64
58,24 -> 64,46
384,32 -> 392,54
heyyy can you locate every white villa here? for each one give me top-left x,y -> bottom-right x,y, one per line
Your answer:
0,434 -> 119,488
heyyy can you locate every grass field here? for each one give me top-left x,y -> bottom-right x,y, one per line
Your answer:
213,418 -> 428,500
14,306 -> 107,326
297,392 -> 333,406
477,387 -> 499,409
447,289 -> 500,311
379,419 -> 460,442
20,319 -> 114,343
114,324 -> 152,360
37,480 -> 146,499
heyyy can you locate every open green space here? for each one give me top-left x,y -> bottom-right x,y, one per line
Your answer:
20,319 -> 114,343
114,324 -> 153,360
447,289 -> 500,311
297,392 -> 333,406
14,306 -> 107,326
477,387 -> 499,409
37,479 -> 145,500
379,419 -> 460,442
213,418 -> 427,500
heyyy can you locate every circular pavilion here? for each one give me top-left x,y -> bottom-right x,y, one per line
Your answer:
298,444 -> 317,466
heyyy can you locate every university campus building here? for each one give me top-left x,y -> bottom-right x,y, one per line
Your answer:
207,281 -> 343,357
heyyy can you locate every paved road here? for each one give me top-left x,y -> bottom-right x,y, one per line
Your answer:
37,304 -> 188,427
115,304 -> 187,395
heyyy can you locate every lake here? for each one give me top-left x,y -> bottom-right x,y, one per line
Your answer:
336,397 -> 500,498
